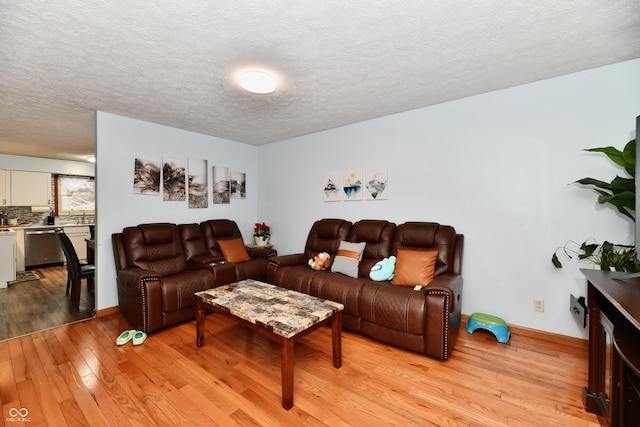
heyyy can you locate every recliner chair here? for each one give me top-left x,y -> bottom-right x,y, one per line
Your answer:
112,223 -> 215,333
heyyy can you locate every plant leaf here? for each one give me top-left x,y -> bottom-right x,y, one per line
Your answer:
597,192 -> 635,220
622,140 -> 636,177
610,176 -> 635,193
574,177 -> 613,191
574,174 -> 635,220
597,191 -> 634,204
551,253 -> 563,268
579,243 -> 599,258
585,146 -> 626,169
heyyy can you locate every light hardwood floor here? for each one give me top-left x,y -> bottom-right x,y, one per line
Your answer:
0,266 -> 94,342
0,308 -> 600,426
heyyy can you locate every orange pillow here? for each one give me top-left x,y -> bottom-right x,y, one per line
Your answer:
391,249 -> 438,286
217,238 -> 251,263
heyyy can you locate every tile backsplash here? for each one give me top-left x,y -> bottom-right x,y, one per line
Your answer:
0,206 -> 94,225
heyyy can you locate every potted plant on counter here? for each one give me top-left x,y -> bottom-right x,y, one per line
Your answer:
552,139 -> 637,272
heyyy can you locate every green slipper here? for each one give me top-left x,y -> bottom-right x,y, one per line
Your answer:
132,330 -> 147,346
116,329 -> 136,346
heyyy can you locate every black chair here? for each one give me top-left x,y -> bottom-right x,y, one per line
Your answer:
56,229 -> 95,309
63,251 -> 90,295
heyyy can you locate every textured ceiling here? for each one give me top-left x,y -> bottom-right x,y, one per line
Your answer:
1,1 -> 640,162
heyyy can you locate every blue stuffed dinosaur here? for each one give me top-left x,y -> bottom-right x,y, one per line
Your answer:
369,255 -> 396,281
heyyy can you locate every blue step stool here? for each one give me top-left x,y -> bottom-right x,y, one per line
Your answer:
466,313 -> 510,343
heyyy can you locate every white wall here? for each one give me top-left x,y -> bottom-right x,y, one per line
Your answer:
95,112 -> 259,310
257,59 -> 640,338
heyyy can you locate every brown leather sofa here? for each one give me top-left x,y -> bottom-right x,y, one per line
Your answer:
267,219 -> 463,360
112,220 -> 275,333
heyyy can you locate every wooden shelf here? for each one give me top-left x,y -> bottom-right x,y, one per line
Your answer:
582,269 -> 640,426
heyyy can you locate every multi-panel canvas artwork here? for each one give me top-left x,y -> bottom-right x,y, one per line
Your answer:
133,157 -> 246,208
322,168 -> 388,202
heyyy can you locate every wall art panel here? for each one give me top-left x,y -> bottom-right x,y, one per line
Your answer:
188,157 -> 208,208
342,170 -> 363,201
133,158 -> 160,195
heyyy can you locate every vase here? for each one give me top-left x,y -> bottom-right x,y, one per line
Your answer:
254,236 -> 269,246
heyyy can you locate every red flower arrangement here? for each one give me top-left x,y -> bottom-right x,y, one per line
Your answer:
253,222 -> 270,238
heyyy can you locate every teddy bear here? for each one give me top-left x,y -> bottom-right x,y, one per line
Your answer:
369,255 -> 396,281
308,252 -> 331,270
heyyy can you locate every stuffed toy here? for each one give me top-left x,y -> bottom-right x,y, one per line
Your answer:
369,255 -> 396,281
309,252 -> 331,270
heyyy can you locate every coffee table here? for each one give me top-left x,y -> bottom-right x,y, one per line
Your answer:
195,279 -> 344,409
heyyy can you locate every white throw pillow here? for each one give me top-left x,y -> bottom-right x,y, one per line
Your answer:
331,241 -> 366,278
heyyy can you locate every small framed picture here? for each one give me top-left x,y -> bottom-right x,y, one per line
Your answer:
365,168 -> 388,200
342,170 -> 363,201
322,173 -> 341,202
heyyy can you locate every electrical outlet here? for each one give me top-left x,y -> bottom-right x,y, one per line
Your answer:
534,298 -> 544,312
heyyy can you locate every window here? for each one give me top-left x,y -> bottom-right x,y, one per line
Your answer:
56,175 -> 95,215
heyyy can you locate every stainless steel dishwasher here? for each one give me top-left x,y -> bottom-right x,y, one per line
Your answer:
24,228 -> 65,269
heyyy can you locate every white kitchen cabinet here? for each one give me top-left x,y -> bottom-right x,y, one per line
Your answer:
10,171 -> 51,207
0,231 -> 16,288
64,226 -> 91,260
0,169 -> 10,206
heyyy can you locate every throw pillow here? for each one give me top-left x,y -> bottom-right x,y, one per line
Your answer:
391,249 -> 438,286
217,238 -> 251,263
331,241 -> 366,278
369,255 -> 396,281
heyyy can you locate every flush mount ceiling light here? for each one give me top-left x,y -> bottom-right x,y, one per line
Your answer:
237,70 -> 278,94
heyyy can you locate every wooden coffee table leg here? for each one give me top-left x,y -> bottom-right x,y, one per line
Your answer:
281,337 -> 294,410
196,299 -> 205,348
332,311 -> 342,368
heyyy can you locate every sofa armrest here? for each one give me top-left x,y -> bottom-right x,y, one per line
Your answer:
268,253 -> 308,268
424,274 -> 463,313
203,261 -> 237,286
423,273 -> 463,359
117,268 -> 161,296
186,254 -> 224,269
116,267 -> 165,333
246,246 -> 277,259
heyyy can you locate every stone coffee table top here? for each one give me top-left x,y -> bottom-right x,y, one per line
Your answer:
195,279 -> 344,339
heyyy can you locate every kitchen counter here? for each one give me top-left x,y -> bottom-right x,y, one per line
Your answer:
0,223 -> 94,231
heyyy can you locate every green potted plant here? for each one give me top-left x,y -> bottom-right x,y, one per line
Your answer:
552,139 -> 637,271
553,239 -> 636,271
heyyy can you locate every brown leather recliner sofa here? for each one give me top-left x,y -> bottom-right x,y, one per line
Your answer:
112,220 -> 275,333
267,219 -> 464,360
